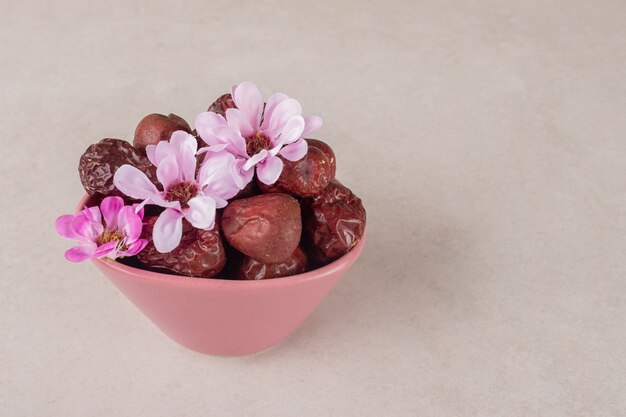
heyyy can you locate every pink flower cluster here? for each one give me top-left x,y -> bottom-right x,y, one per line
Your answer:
113,131 -> 240,252
195,81 -> 322,187
55,197 -> 147,262
56,82 -> 321,258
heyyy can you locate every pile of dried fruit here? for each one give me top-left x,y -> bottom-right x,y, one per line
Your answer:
56,82 -> 366,280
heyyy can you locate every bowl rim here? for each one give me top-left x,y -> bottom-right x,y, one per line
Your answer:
78,193 -> 366,288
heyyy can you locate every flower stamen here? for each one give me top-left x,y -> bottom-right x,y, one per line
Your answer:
97,229 -> 123,245
165,182 -> 199,208
245,131 -> 272,156
97,229 -> 129,252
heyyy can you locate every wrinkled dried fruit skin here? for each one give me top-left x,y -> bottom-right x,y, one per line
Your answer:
137,216 -> 226,278
208,93 -> 236,116
221,193 -> 302,263
236,246 -> 308,280
302,179 -> 366,264
305,139 -> 336,179
133,113 -> 191,153
79,138 -> 158,198
257,143 -> 334,198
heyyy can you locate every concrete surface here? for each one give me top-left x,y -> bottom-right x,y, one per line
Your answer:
1,0 -> 625,415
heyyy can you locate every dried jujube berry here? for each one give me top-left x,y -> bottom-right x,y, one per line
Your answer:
302,179 -> 366,264
137,216 -> 226,278
133,113 -> 191,153
79,138 -> 158,198
257,140 -> 335,197
306,139 -> 336,179
221,193 -> 302,263
208,93 -> 236,116
236,246 -> 308,280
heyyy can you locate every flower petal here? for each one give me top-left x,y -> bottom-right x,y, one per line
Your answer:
225,108 -> 254,138
72,215 -> 103,243
122,239 -> 148,257
257,156 -> 284,185
232,81 -> 264,128
185,196 -> 217,230
132,203 -> 145,219
83,206 -> 102,224
260,92 -> 289,130
243,149 -> 268,170
279,138 -> 308,161
302,115 -> 322,137
212,196 -> 229,209
274,115 -> 304,147
117,206 -> 143,241
64,244 -> 97,262
230,158 -> 254,189
145,144 -> 158,166
197,143 -> 229,155
153,140 -> 174,166
198,151 -> 241,201
214,125 -> 248,157
169,131 -> 198,182
153,209 -> 184,253
55,214 -> 80,240
100,196 -> 124,229
194,111 -> 227,144
265,98 -> 303,139
94,241 -> 118,258
114,165 -> 162,201
156,155 -> 181,191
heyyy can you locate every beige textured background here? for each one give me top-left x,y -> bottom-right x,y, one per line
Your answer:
1,0 -> 625,416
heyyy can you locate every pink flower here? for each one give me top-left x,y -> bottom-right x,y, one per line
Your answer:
55,196 -> 148,262
194,81 -> 322,187
113,131 -> 239,253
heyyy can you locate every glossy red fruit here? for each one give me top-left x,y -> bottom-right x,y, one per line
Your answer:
302,179 -> 366,264
257,141 -> 335,197
305,139 -> 336,179
236,246 -> 308,280
208,93 -> 236,116
137,216 -> 226,278
221,193 -> 302,263
79,138 -> 158,198
133,113 -> 191,153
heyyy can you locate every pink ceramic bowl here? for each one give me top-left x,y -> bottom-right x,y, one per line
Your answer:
78,194 -> 365,356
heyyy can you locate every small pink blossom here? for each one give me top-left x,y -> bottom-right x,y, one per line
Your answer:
194,81 -> 322,187
55,196 -> 148,262
113,131 -> 239,253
